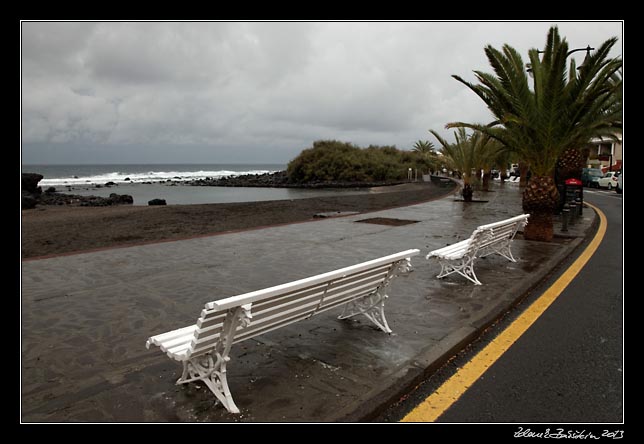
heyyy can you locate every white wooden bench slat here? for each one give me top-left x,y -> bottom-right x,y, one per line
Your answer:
166,343 -> 192,357
477,214 -> 530,230
248,284 -> 334,315
239,293 -> 323,324
190,334 -> 224,355
430,238 -> 471,256
319,279 -> 386,307
229,313 -> 315,345
229,286 -> 382,347
234,303 -> 320,339
430,229 -> 490,260
196,319 -> 225,333
425,214 -> 529,285
146,249 -> 420,414
248,266 -> 389,314
189,273 -> 391,356
431,241 -> 473,260
196,311 -> 227,327
160,341 -> 193,359
206,250 -> 419,311
145,325 -> 197,350
159,333 -> 201,351
218,277 -> 388,345
179,264 -> 401,355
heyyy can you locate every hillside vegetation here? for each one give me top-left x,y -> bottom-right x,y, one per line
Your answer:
287,140 -> 437,184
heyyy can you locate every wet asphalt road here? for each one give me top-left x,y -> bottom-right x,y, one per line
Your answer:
379,189 -> 623,424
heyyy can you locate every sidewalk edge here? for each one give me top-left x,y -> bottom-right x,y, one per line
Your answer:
334,210 -> 599,422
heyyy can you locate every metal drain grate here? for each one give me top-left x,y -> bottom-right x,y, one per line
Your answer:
355,217 -> 419,226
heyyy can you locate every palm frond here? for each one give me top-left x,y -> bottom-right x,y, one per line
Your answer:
448,26 -> 622,176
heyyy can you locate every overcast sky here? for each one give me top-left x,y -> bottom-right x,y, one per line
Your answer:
21,21 -> 623,165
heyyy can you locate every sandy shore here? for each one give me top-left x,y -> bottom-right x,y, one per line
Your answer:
21,182 -> 454,259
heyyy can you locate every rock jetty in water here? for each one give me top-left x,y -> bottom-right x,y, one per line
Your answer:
22,173 -> 134,209
188,171 -> 404,189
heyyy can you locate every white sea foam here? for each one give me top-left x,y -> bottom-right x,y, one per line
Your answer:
38,169 -> 274,187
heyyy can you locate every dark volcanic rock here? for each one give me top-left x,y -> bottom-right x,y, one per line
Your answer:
22,193 -> 37,210
187,170 -> 404,189
22,173 -> 44,194
109,193 -> 134,205
188,171 -> 290,188
148,199 -> 167,206
45,187 -> 56,193
38,192 -> 134,207
22,173 -> 45,208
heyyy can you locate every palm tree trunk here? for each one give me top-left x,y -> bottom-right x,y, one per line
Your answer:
462,183 -> 473,202
482,169 -> 491,191
522,175 -> 559,241
556,147 -> 584,181
519,162 -> 529,188
461,176 -> 474,202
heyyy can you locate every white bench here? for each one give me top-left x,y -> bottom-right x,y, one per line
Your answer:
425,214 -> 530,285
145,249 -> 420,414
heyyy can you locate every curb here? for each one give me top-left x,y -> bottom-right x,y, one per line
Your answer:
333,208 -> 599,422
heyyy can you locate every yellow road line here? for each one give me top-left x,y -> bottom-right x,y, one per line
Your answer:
402,204 -> 607,422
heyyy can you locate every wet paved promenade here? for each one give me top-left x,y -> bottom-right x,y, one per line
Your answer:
21,182 -> 595,422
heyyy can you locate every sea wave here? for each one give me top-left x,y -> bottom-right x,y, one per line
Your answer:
38,169 -> 275,187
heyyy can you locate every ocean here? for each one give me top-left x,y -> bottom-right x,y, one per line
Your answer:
23,163 -> 286,187
22,163 -> 369,205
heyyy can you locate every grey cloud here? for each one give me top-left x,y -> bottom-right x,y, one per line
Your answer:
21,21 -> 622,164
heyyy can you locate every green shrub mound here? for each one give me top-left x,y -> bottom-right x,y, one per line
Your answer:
287,140 -> 437,184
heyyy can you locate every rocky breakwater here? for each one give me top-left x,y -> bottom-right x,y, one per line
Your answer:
22,173 -> 133,209
22,173 -> 43,209
188,171 -> 405,189
189,171 -> 290,187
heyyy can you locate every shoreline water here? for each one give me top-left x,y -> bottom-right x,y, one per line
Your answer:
21,181 -> 456,259
59,182 -> 374,206
24,164 -> 412,206
22,163 -> 286,187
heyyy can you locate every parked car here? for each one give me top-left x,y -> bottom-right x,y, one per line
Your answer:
597,171 -> 620,190
616,172 -> 622,194
581,168 -> 603,188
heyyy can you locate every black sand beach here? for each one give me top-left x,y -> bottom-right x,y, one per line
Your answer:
21,182 -> 455,259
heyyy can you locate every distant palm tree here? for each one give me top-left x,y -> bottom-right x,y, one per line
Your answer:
412,140 -> 436,155
447,26 -> 622,241
479,139 -> 506,191
430,128 -> 496,202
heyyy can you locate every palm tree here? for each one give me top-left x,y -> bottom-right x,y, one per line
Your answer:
412,140 -> 438,174
480,139 -> 506,191
412,140 -> 436,156
430,128 -> 497,202
446,26 -> 622,241
555,72 -> 621,185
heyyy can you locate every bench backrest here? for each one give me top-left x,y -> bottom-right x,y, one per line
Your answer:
478,214 -> 528,240
462,227 -> 494,257
187,249 -> 420,359
458,214 -> 529,259
475,214 -> 529,251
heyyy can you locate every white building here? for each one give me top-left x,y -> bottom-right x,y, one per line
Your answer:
586,132 -> 622,173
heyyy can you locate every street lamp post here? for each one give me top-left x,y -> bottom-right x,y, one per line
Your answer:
526,45 -> 594,75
